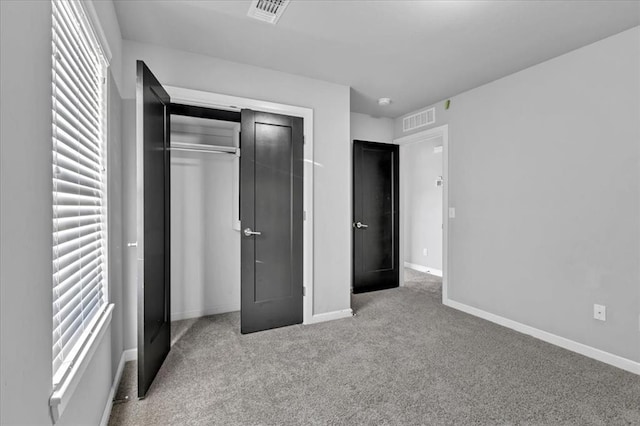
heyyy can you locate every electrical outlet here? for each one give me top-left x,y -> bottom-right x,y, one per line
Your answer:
423,249 -> 428,256
449,207 -> 456,218
593,304 -> 606,321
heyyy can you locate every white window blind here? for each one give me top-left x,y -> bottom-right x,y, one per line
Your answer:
51,0 -> 108,388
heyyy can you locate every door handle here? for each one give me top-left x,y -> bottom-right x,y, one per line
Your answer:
243,228 -> 262,237
353,221 -> 369,229
127,242 -> 138,247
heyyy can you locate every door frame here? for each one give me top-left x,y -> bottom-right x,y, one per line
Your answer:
163,85 -> 315,325
394,124 -> 449,302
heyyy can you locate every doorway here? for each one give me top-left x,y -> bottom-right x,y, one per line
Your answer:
395,125 -> 449,301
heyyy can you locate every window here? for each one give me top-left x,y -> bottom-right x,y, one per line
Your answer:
51,0 -> 108,388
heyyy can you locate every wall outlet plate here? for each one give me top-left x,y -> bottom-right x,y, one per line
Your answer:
594,304 -> 606,321
423,249 -> 428,256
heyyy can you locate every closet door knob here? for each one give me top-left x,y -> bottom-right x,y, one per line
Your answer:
243,228 -> 262,237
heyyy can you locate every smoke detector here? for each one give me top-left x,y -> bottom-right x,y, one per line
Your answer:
247,0 -> 291,24
378,98 -> 392,106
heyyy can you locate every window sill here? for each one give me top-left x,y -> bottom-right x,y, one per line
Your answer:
49,303 -> 114,423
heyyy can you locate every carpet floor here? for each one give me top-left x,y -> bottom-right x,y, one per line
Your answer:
109,269 -> 640,425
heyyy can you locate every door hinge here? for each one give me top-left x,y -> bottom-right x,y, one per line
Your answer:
302,286 -> 306,296
303,210 -> 306,221
303,136 -> 306,145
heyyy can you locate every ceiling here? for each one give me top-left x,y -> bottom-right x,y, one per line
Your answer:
113,0 -> 640,118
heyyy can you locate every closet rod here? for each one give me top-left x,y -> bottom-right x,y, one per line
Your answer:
169,141 -> 239,156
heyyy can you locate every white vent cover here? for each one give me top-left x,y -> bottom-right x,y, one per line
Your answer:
247,0 -> 290,24
403,108 -> 435,132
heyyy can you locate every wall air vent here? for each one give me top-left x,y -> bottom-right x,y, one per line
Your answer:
247,0 -> 291,24
402,107 -> 435,132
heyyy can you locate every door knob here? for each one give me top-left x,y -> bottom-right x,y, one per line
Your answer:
243,228 -> 262,237
353,221 -> 369,229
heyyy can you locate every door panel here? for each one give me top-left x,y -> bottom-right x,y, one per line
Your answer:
362,148 -> 394,272
241,110 -> 303,333
136,61 -> 170,398
353,140 -> 399,293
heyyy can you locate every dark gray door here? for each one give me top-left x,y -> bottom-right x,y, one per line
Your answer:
240,110 -> 303,334
136,61 -> 170,398
353,140 -> 399,293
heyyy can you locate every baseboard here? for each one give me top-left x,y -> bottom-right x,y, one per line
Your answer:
171,303 -> 239,321
443,298 -> 640,376
123,348 -> 137,362
404,261 -> 443,277
99,350 -> 127,426
305,309 -> 353,325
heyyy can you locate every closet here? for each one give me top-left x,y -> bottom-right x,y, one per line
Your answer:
169,105 -> 241,322
136,60 -> 304,398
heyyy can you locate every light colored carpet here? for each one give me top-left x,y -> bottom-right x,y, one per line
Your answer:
109,269 -> 640,425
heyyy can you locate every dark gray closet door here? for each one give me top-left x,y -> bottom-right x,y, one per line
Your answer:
136,60 -> 171,398
240,110 -> 303,334
353,140 -> 399,293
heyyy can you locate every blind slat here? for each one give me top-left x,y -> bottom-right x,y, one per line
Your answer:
57,1 -> 101,77
53,106 -> 102,160
52,224 -> 102,248
53,274 -> 102,336
53,79 -> 101,139
54,6 -> 101,97
53,265 -> 102,309
51,0 -> 107,388
53,150 -> 104,181
53,167 -> 104,193
53,71 -> 101,133
53,179 -> 101,199
53,254 -> 102,290
53,244 -> 103,278
53,212 -> 101,231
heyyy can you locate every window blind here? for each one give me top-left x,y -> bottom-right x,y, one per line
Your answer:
51,0 -> 108,387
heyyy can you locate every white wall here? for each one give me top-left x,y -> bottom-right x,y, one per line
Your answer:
122,100 -> 138,350
120,40 -> 352,349
395,27 -> 640,363
401,137 -> 443,271
351,112 -> 395,143
57,325 -> 113,426
0,2 -> 55,423
170,118 -> 241,320
107,70 -> 125,383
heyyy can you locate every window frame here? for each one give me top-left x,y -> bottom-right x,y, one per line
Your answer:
49,0 -> 114,421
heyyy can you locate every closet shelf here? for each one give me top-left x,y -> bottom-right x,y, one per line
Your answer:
170,141 -> 239,156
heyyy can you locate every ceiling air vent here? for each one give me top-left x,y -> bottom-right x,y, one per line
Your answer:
247,0 -> 290,24
403,108 -> 435,132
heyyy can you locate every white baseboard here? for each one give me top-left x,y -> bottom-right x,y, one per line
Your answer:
99,350 -> 127,426
123,348 -> 137,362
443,297 -> 640,376
404,261 -> 443,277
171,303 -> 239,321
305,309 -> 353,325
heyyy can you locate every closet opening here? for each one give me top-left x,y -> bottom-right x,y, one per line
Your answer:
169,104 -> 242,341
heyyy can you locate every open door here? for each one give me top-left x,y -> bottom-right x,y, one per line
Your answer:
136,61 -> 171,398
353,140 -> 400,293
240,110 -> 303,334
